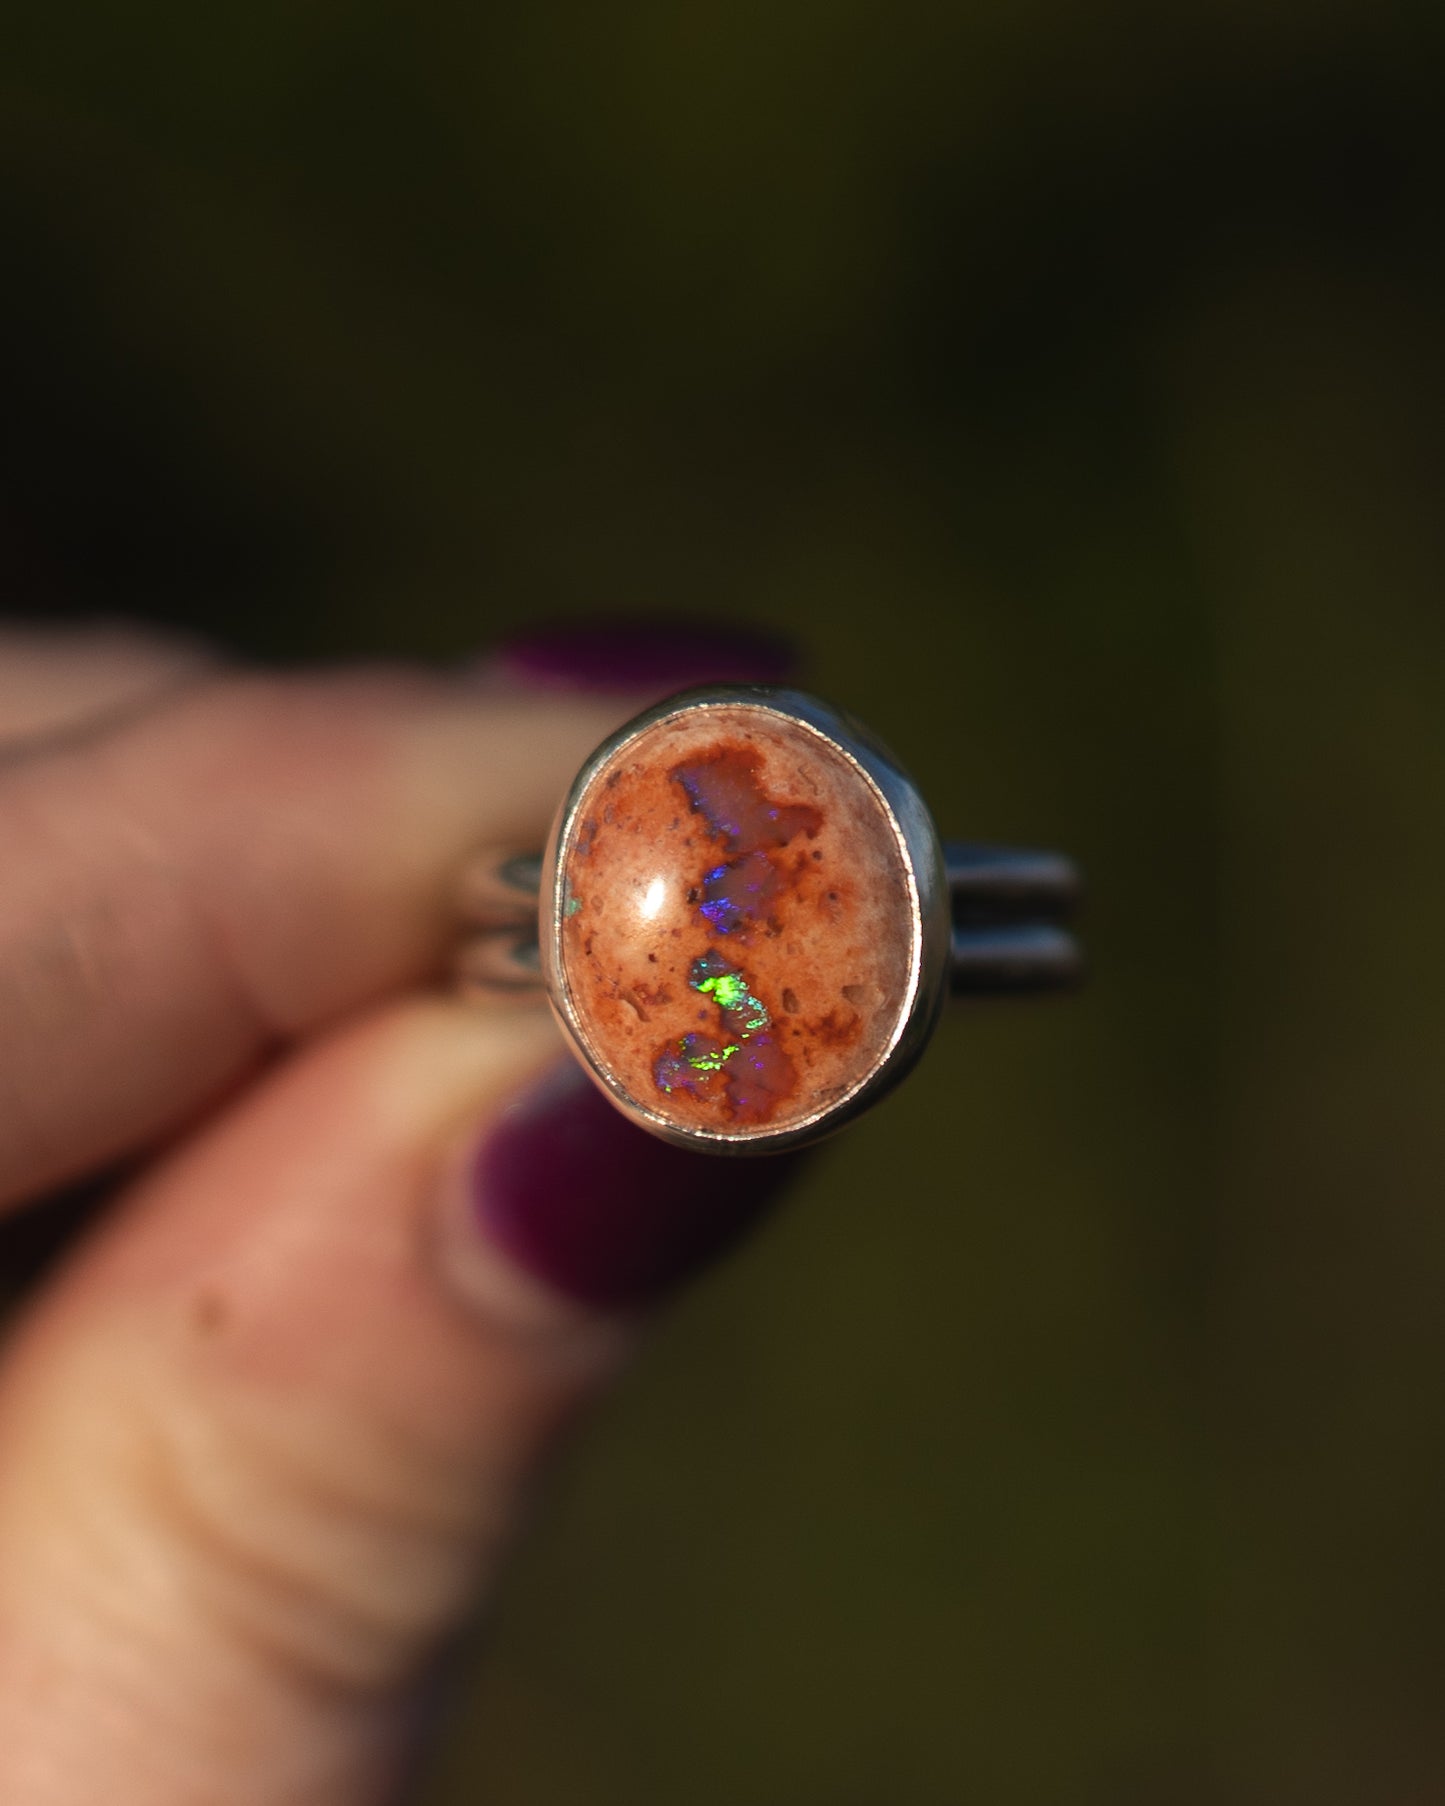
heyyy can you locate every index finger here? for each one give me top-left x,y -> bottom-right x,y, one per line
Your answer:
0,662 -> 637,1212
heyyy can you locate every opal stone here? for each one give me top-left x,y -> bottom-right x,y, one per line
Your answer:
551,701 -> 918,1143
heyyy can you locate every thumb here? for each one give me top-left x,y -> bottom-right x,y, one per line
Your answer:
0,997 -> 796,1805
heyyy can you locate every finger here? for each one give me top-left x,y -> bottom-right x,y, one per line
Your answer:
0,665 -> 638,1212
0,622 -> 216,746
0,993 -> 797,1805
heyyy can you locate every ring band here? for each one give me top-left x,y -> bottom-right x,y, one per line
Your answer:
458,686 -> 1082,1152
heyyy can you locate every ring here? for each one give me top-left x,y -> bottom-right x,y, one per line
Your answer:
458,685 -> 1082,1155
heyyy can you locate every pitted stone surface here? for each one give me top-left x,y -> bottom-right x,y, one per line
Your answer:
554,703 -> 914,1138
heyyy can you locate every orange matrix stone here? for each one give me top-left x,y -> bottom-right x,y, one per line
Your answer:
555,704 -> 916,1138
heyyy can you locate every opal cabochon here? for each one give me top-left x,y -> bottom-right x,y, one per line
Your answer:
544,694 -> 930,1150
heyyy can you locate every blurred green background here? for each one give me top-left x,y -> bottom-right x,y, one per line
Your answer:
3,1 -> 1444,1800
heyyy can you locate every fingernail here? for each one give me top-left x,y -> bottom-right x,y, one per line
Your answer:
485,620 -> 801,694
471,1061 -> 804,1308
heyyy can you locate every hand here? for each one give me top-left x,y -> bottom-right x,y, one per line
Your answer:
0,622 -> 798,1805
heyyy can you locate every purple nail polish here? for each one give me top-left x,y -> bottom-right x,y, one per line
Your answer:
487,621 -> 800,694
473,1062 -> 805,1308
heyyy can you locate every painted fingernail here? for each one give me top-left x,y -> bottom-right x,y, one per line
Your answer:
472,1061 -> 804,1308
486,620 -> 800,694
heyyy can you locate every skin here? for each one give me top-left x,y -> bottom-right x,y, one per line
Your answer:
0,627 -> 658,1805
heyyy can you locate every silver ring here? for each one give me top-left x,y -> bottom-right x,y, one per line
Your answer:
458,685 -> 1082,1155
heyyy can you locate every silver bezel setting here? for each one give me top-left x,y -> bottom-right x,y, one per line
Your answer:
539,685 -> 950,1156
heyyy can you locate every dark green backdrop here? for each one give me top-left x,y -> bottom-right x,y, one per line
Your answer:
3,1 -> 1443,1800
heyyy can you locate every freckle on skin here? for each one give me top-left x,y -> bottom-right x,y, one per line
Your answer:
192,1290 -> 229,1335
